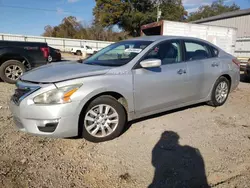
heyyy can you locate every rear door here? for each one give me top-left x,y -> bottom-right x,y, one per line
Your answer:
184,40 -> 221,100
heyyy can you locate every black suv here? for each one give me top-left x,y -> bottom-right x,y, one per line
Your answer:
0,41 -> 49,83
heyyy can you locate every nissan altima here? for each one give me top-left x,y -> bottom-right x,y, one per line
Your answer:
10,36 -> 240,142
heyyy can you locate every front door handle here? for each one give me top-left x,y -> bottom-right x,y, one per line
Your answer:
177,69 -> 186,75
212,62 -> 219,67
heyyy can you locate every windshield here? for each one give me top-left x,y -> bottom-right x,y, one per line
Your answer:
84,40 -> 152,66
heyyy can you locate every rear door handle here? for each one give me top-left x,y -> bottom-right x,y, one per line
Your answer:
177,69 -> 186,75
212,62 -> 219,67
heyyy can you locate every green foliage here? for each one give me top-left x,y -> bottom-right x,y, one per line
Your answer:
94,0 -> 186,36
42,16 -> 128,41
158,0 -> 187,21
188,0 -> 240,22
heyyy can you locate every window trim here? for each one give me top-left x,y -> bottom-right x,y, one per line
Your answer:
133,39 -> 184,69
183,40 -> 214,62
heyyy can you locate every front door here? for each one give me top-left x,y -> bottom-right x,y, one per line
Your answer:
133,40 -> 189,115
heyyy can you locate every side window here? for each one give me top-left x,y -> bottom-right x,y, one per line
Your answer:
144,41 -> 182,65
185,41 -> 211,61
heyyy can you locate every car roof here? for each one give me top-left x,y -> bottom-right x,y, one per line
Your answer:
126,35 -> 220,50
127,35 -> 208,42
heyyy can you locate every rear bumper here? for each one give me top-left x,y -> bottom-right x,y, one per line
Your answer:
9,100 -> 79,138
230,70 -> 240,92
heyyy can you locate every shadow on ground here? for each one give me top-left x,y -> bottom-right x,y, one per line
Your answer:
149,131 -> 210,188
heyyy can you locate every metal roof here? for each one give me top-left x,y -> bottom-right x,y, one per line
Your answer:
193,8 -> 250,23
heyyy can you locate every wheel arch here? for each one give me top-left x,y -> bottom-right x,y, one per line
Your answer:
79,91 -> 129,118
78,91 -> 129,137
0,53 -> 31,70
206,74 -> 232,102
220,74 -> 232,89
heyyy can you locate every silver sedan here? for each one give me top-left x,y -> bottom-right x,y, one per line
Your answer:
10,36 -> 240,142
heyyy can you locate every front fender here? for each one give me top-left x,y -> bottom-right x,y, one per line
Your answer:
55,74 -> 134,120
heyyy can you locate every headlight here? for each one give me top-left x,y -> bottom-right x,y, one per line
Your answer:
33,84 -> 82,104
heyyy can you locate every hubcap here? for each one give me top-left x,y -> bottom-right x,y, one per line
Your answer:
84,104 -> 119,138
5,65 -> 23,80
215,81 -> 229,104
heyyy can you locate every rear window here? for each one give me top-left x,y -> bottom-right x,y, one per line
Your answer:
184,41 -> 211,61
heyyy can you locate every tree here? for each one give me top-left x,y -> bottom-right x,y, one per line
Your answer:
94,0 -> 155,36
159,0 -> 187,21
43,25 -> 54,37
188,0 -> 240,22
94,0 -> 187,36
42,16 -> 128,41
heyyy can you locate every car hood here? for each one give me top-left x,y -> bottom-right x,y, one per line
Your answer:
21,61 -> 111,83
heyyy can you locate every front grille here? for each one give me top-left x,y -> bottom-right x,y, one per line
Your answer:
12,81 -> 40,105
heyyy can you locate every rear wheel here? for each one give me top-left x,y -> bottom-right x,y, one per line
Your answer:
76,50 -> 82,56
0,60 -> 25,84
80,96 -> 126,142
208,76 -> 230,107
48,55 -> 53,63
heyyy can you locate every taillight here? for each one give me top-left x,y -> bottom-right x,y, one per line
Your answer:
40,47 -> 49,59
232,58 -> 240,68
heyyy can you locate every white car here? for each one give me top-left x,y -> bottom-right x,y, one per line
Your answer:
71,45 -> 98,56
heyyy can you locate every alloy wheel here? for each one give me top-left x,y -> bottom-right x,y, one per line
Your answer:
84,104 -> 119,138
215,81 -> 229,104
5,65 -> 23,80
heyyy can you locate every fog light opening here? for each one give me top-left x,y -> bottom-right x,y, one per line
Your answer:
37,119 -> 60,133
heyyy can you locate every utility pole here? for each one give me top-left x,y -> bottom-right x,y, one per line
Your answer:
157,0 -> 161,22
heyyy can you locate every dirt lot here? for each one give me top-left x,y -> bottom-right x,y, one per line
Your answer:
1,79 -> 250,188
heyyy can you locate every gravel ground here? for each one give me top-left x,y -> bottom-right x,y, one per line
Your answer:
0,80 -> 250,188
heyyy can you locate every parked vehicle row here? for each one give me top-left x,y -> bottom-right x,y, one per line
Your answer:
10,36 -> 240,143
0,41 -> 62,84
0,41 -> 49,84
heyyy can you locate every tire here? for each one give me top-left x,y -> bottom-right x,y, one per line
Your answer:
48,55 -> 53,63
80,96 -> 126,143
76,50 -> 82,56
208,76 -> 230,107
0,60 -> 26,84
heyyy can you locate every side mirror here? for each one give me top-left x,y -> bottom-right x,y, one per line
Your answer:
140,59 -> 161,68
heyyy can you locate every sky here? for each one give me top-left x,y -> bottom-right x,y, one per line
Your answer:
0,0 -> 250,36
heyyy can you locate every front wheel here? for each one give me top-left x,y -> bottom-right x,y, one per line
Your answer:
80,96 -> 126,142
208,76 -> 230,107
0,60 -> 26,84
